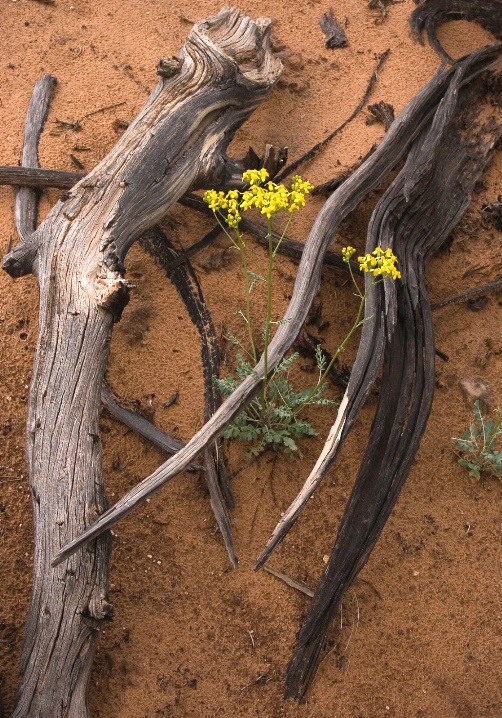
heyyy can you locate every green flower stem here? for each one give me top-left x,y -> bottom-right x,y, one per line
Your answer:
260,214 -> 294,414
235,227 -> 258,365
272,213 -> 293,259
214,213 -> 258,365
347,255 -> 364,300
294,276 -> 377,416
261,217 -> 275,413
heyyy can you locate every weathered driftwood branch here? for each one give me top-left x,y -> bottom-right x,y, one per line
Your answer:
282,52 -> 502,701
3,10 -> 280,718
15,75 -> 56,242
53,44 -> 502,570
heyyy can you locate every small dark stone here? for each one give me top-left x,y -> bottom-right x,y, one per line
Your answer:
112,119 -> 129,133
481,195 -> 502,230
366,100 -> 395,130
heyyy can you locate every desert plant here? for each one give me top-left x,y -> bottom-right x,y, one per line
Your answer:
215,344 -> 335,456
453,401 -> 502,480
204,170 -> 401,456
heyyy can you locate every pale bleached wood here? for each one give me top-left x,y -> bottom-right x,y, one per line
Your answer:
53,45 -> 500,569
2,10 -> 281,718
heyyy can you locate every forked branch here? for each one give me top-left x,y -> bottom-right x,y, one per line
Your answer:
2,10 -> 281,718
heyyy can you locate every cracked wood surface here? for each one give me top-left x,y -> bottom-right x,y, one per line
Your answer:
2,10 -> 280,718
53,44 -> 502,569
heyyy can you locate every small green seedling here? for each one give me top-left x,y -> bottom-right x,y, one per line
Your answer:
453,401 -> 502,480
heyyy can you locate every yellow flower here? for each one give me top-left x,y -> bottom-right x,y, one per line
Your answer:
342,246 -> 356,262
242,168 -> 269,186
358,247 -> 401,280
203,170 -> 314,227
291,175 -> 314,195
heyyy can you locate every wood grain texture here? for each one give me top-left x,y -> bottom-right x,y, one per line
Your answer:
57,44 -> 502,571
2,10 -> 280,718
15,75 -> 56,242
284,52 -> 502,699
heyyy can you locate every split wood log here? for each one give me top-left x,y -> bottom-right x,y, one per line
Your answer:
410,0 -> 502,62
2,10 -> 281,718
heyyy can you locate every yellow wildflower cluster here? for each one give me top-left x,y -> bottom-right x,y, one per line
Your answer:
203,188 -> 242,228
358,247 -> 401,279
242,168 -> 269,185
341,246 -> 356,262
203,169 -> 314,226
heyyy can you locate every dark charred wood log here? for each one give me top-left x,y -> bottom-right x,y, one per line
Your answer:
139,226 -> 236,564
53,44 -> 502,572
368,0 -> 400,21
255,43 -> 502,572
410,0 -> 502,61
2,10 -> 281,718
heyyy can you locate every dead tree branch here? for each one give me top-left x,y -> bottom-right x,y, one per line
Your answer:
54,47 -> 502,572
2,10 -> 280,718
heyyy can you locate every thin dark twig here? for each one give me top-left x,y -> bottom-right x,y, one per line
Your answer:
101,384 -> 204,472
78,101 -> 127,121
431,277 -> 502,309
275,49 -> 390,181
263,565 -> 314,598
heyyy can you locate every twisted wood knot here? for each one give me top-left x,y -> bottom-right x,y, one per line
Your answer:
156,56 -> 183,78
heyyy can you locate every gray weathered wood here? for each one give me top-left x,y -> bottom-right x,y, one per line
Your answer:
53,44 -> 502,568
15,75 -> 57,242
2,10 -> 280,718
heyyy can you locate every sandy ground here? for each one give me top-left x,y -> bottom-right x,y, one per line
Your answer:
0,1 -> 501,716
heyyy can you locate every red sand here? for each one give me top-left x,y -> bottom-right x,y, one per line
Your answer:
1,2 -> 501,716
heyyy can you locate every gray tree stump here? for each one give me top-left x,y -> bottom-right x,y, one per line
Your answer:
3,10 -> 280,717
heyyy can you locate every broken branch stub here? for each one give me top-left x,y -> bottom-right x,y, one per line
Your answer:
3,10 -> 280,718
